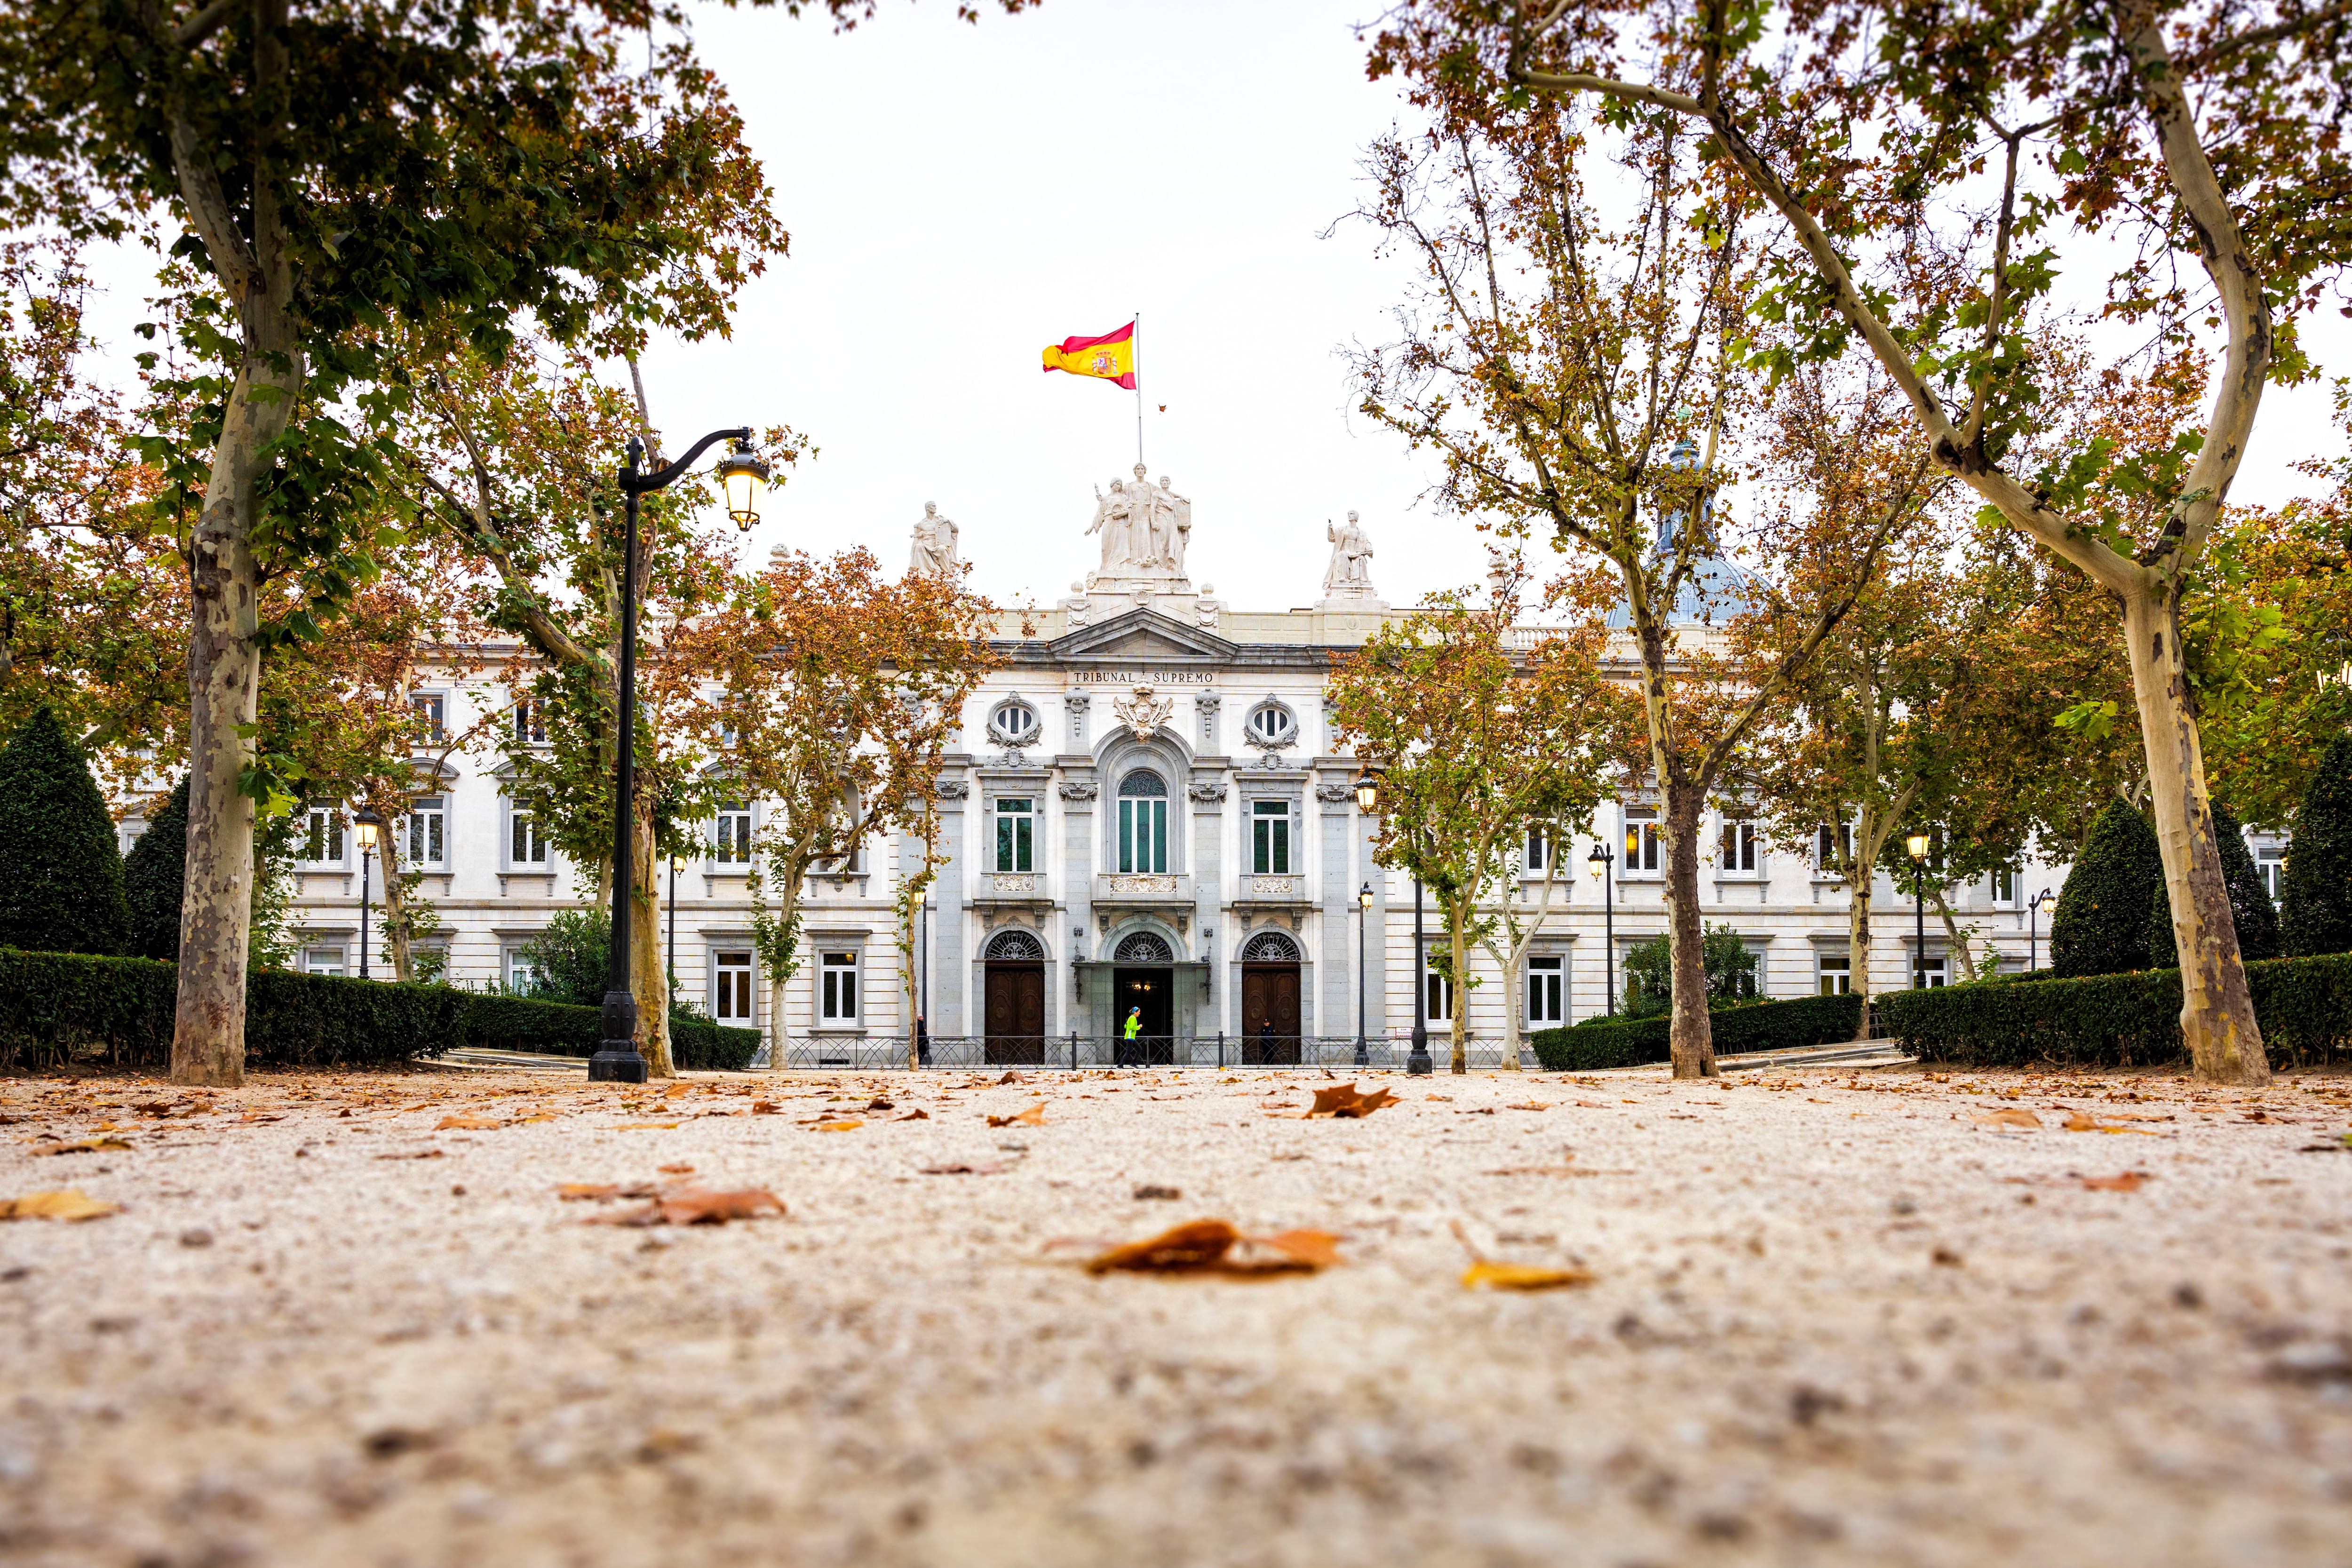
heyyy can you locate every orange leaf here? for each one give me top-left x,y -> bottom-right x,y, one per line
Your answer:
1308,1083 -> 1399,1119
657,1163 -> 695,1174
896,1108 -> 930,1121
28,1137 -> 132,1156
2077,1172 -> 2152,1191
435,1114 -> 503,1131
657,1187 -> 786,1225
751,1100 -> 781,1115
0,1189 -> 121,1221
1974,1107 -> 2043,1130
1462,1260 -> 1595,1291
987,1103 -> 1047,1128
1505,1102 -> 1552,1112
1086,1219 -> 1239,1274
614,1122 -> 681,1130
558,1183 -> 620,1202
813,1119 -> 863,1132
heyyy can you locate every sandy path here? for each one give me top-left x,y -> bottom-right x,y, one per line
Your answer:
2,1063 -> 2348,1567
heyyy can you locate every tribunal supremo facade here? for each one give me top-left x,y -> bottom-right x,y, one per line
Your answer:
244,466 -> 2116,1054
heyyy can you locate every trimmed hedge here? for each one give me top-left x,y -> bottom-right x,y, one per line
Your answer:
0,708 -> 132,956
0,948 -> 761,1074
124,774 -> 190,962
1875,951 -> 2352,1068
2284,733 -> 2352,956
2053,799 -> 2163,977
1531,992 -> 1865,1071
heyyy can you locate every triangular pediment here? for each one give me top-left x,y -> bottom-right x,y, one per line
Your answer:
1049,608 -> 1237,662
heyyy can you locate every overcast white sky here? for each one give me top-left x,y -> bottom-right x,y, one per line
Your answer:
69,0 -> 2346,615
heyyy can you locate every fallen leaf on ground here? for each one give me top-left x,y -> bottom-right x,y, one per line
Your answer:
28,1137 -> 132,1156
1974,1108 -> 2043,1130
1574,1100 -> 1609,1109
0,1189 -> 121,1221
2242,1109 -> 2276,1122
559,1183 -> 620,1201
751,1101 -> 780,1115
239,1113 -> 283,1124
895,1108 -> 930,1121
434,1115 -> 503,1131
920,1160 -> 1009,1175
1309,1083 -> 1399,1119
995,1071 -> 1025,1085
865,1097 -> 894,1111
987,1103 -> 1047,1128
658,1163 -> 694,1174
1506,1102 -> 1552,1112
586,1186 -> 785,1226
1462,1259 -> 1595,1291
2076,1172 -> 2151,1191
1133,1184 -> 1181,1200
1425,1094 -> 1453,1102
614,1122 -> 681,1130
373,1149 -> 445,1161
1084,1218 -> 1343,1276
1484,1165 -> 1631,1177
813,1119 -> 863,1132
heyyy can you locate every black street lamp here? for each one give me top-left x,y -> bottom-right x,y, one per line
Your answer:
590,429 -> 770,1084
353,806 -> 385,979
1907,831 -> 1932,988
1355,880 -> 1373,1067
1408,876 -> 1433,1075
914,885 -> 931,1067
1587,840 -> 1615,1015
2029,886 -> 2055,972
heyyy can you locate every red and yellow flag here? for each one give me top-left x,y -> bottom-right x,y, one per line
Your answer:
1041,322 -> 1136,390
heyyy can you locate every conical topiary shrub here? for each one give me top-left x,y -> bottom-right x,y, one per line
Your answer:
124,773 -> 190,962
0,707 -> 132,955
2283,732 -> 2352,956
2053,797 -> 2163,977
2146,800 -> 2281,968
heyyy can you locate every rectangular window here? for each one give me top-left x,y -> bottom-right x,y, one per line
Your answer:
300,804 -> 345,867
411,693 -> 445,745
1424,967 -> 1454,1024
1252,800 -> 1291,875
1816,821 -> 1855,874
714,802 -> 753,865
820,950 -> 859,1022
2257,844 -> 2285,903
1719,819 -> 1758,873
513,700 -> 547,745
1623,809 -> 1661,873
1526,825 -> 1551,873
302,945 -> 346,978
509,806 -> 549,866
713,949 -> 755,1023
1119,797 -> 1168,874
505,950 -> 539,995
1913,955 -> 1947,988
995,797 -> 1035,872
1527,955 -> 1564,1026
405,796 -> 447,869
1816,950 -> 1852,995
1991,865 -> 2018,905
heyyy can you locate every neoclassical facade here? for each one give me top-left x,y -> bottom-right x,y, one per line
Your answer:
249,467 -> 2117,1060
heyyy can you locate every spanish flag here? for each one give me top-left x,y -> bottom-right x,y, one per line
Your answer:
1041,322 -> 1137,390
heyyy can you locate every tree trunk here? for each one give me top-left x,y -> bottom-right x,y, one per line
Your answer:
1846,880 -> 1875,1040
1928,891 -> 1979,983
1662,783 -> 1718,1078
1447,902 -> 1470,1074
2120,583 -> 2268,1084
378,833 -> 412,982
632,791 -> 674,1075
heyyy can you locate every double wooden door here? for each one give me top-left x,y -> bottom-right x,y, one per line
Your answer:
1241,963 -> 1301,1064
984,963 -> 1046,1064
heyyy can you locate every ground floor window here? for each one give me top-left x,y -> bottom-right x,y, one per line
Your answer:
1911,955 -> 1947,988
820,949 -> 859,1022
1527,955 -> 1564,1026
505,949 -> 540,995
1424,966 -> 1453,1024
302,945 -> 346,978
1816,951 -> 1851,995
713,949 -> 755,1023
2257,843 -> 2285,903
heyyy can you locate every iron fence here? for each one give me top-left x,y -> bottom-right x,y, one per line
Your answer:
749,1035 -> 1533,1072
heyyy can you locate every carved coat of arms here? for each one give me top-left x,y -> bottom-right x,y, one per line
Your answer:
1112,682 -> 1174,740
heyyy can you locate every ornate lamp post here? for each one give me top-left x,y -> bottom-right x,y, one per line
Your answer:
1587,840 -> 1615,1016
2029,887 -> 2055,973
1355,880 -> 1373,1067
590,430 -> 770,1084
353,806 -> 385,979
914,885 -> 930,1067
1907,831 -> 1932,988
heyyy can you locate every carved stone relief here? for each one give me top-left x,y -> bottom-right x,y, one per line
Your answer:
1057,780 -> 1099,802
1186,780 -> 1228,804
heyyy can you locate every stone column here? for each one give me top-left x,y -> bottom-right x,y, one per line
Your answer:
1057,772 -> 1098,1041
1187,773 -> 1228,1052
931,779 -> 968,1035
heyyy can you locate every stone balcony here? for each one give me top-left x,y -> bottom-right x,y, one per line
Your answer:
972,870 -> 1054,908
1092,872 -> 1195,907
1233,873 -> 1312,907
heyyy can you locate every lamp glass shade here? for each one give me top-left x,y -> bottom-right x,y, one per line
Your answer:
716,439 -> 770,532
356,820 -> 378,850
1358,882 -> 1374,910
1905,832 -> 1931,860
352,806 -> 385,851
1586,842 -> 1607,879
1352,771 -> 1381,813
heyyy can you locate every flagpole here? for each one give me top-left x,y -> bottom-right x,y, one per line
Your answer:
1134,311 -> 1143,469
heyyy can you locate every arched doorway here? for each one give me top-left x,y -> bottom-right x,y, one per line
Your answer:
983,928 -> 1047,1065
1111,930 -> 1175,1065
1240,930 -> 1302,1064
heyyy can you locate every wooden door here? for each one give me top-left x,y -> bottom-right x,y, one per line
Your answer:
985,963 -> 1045,1064
1241,964 -> 1301,1064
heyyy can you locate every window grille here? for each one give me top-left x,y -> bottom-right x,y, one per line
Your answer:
1113,931 -> 1173,963
1240,931 -> 1300,962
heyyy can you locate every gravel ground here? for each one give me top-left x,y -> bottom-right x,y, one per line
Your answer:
3,1061 -> 2350,1568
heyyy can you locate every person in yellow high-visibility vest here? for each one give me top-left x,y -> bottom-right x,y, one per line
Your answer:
1122,1007 -> 1143,1044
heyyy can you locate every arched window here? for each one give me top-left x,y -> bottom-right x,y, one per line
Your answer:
1117,769 -> 1168,874
1114,931 -> 1173,963
1240,930 -> 1301,963
985,929 -> 1045,962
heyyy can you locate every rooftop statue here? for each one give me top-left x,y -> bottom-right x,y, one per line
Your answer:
908,501 -> 959,579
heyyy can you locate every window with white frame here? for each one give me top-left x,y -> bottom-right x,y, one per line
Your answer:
2257,842 -> 2285,903
1252,799 -> 1292,875
1909,954 -> 1948,988
507,803 -> 550,868
512,700 -> 547,745
819,949 -> 859,1023
1424,964 -> 1454,1024
505,949 -> 540,994
410,692 -> 445,746
1815,820 -> 1854,875
1990,865 -> 2018,905
1816,949 -> 1852,995
994,796 -> 1035,872
713,948 -> 755,1023
713,801 -> 753,865
1526,824 -> 1552,873
299,804 -> 346,868
1118,769 -> 1168,874
1527,955 -> 1565,1026
1245,698 -> 1297,749
405,796 -> 447,869
302,944 -> 346,977
1622,808 -> 1662,874
1719,818 -> 1759,873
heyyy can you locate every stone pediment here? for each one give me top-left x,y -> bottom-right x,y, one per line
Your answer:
1048,608 -> 1237,663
